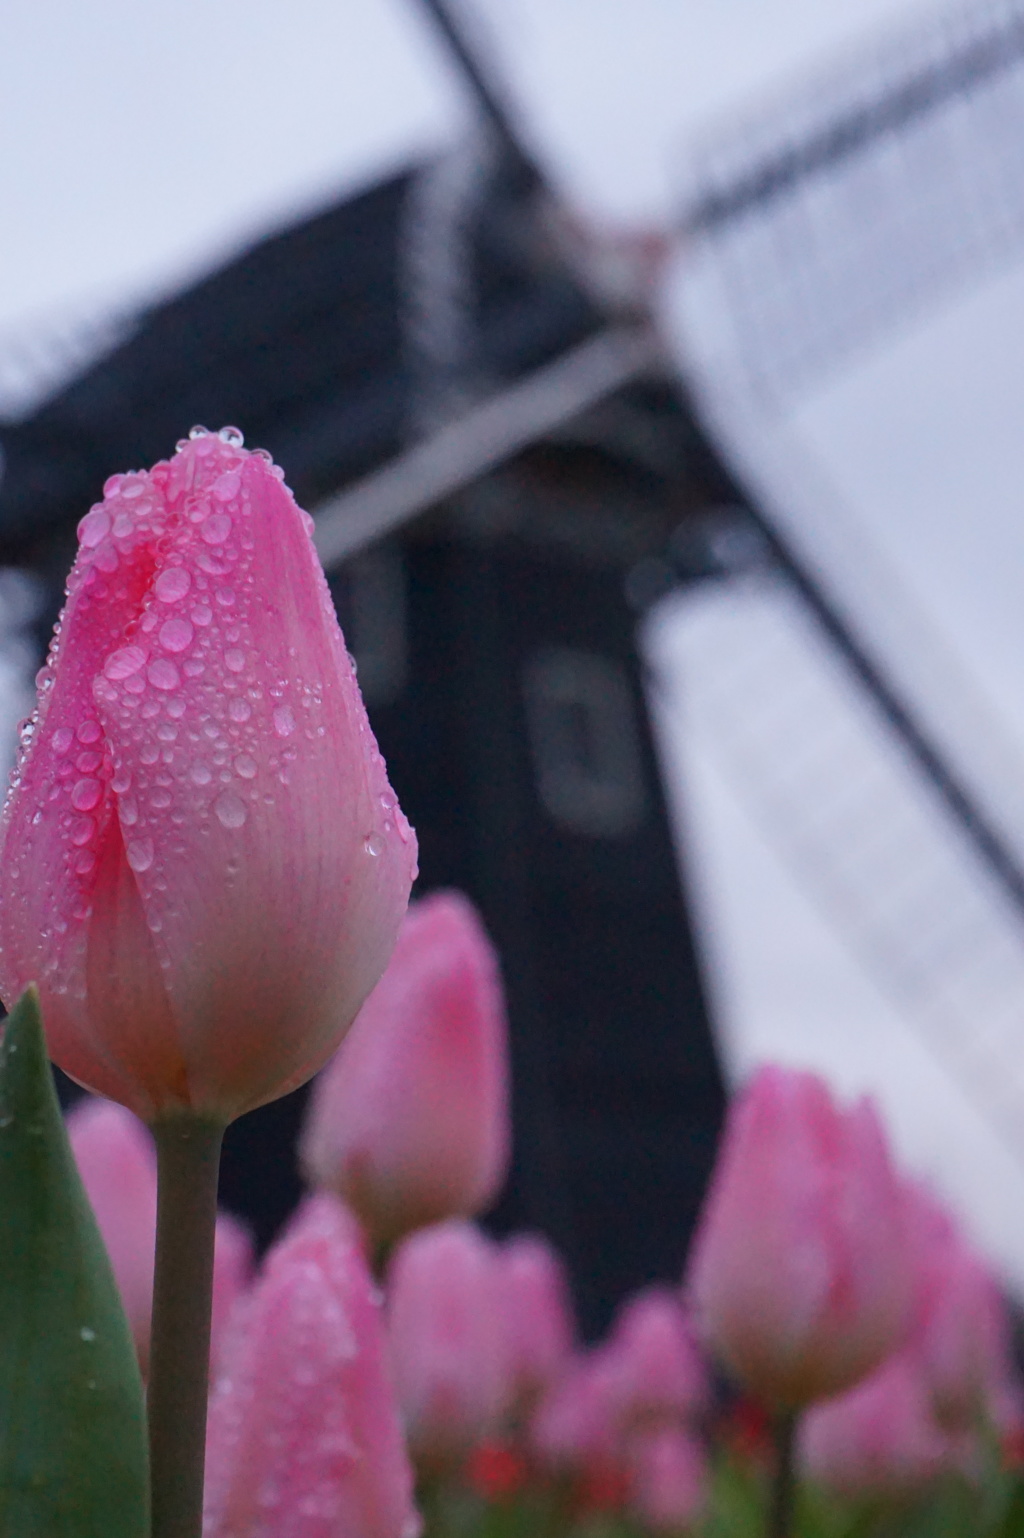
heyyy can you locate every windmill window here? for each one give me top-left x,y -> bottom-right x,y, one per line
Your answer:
522,647 -> 646,838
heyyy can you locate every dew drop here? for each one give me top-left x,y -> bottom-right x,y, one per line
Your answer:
112,768 -> 132,794
189,425 -> 210,440
104,645 -> 147,681
201,512 -> 233,545
70,817 -> 95,846
224,649 -> 245,673
77,509 -> 111,548
218,425 -> 244,446
215,587 -> 236,608
112,512 -> 133,539
233,754 -> 257,780
214,791 -> 247,829
159,618 -> 193,654
191,604 -> 213,627
190,762 -> 212,786
52,727 -> 74,756
148,660 -> 180,692
126,838 -> 154,873
155,567 -> 192,603
80,1327 -> 96,1343
364,833 -> 384,857
272,706 -> 296,738
119,796 -> 139,826
77,720 -> 102,745
103,474 -> 124,498
228,698 -> 251,724
151,789 -> 172,810
124,674 -> 146,696
183,659 -> 205,678
212,470 -> 241,503
71,779 -> 102,813
75,851 -> 96,876
75,750 -> 102,773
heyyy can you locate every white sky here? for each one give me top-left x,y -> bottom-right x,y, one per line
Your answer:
7,0 -> 1024,1283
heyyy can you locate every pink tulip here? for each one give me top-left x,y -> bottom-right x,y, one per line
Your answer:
386,1219 -> 508,1468
495,1233 -> 575,1412
67,1095 -> 157,1370
603,1287 -> 708,1430
686,1065 -> 912,1408
210,1210 -> 254,1375
530,1352 -> 625,1479
0,430 -> 416,1123
301,890 -> 509,1250
67,1093 -> 254,1374
906,1185 -> 1023,1434
800,1350 -> 960,1498
204,1194 -> 419,1538
627,1424 -> 706,1533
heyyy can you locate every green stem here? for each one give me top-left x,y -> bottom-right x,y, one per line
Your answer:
767,1410 -> 799,1538
148,1114 -> 225,1538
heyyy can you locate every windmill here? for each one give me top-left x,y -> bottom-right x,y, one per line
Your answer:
2,0 -> 1024,1329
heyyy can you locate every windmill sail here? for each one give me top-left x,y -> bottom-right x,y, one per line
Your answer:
666,0 -> 1024,1152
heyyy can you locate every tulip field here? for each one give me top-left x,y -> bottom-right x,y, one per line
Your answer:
0,431 -> 1021,1537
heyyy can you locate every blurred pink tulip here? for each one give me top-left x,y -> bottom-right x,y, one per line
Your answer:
906,1185 -> 1023,1434
603,1286 -> 708,1430
687,1065 -> 912,1408
204,1194 -> 419,1538
301,891 -> 509,1250
67,1095 -> 157,1370
0,431 -> 416,1123
67,1093 -> 253,1375
386,1219 -> 508,1468
627,1424 -> 706,1533
801,1350 -> 960,1498
210,1210 -> 254,1375
530,1352 -> 624,1480
495,1233 -> 575,1412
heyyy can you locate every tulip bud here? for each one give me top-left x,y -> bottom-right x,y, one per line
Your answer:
495,1233 -> 575,1412
0,431 -> 416,1123
210,1210 -> 254,1375
67,1092 -> 254,1375
627,1424 -> 706,1533
301,891 -> 509,1250
530,1351 -> 625,1484
603,1286 -> 708,1431
204,1194 -> 419,1538
66,1095 -> 157,1371
800,1351 -> 958,1498
386,1220 -> 508,1468
905,1184 -> 1023,1434
687,1065 -> 912,1409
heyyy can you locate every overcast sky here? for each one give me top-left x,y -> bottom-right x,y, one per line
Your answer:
7,0 -> 1024,1285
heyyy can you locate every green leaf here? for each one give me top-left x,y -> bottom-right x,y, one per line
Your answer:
0,986 -> 149,1536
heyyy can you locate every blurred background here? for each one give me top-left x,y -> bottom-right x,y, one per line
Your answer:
5,0 -> 1024,1333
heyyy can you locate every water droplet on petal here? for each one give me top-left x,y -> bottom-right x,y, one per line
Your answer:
71,779 -> 102,812
189,425 -> 210,440
77,720 -> 102,745
70,816 -> 95,846
119,796 -> 139,826
201,512 -> 232,545
75,850 -> 96,875
224,649 -> 245,673
364,833 -> 384,857
191,604 -> 213,627
212,470 -> 241,503
75,751 -> 102,773
155,567 -> 192,603
218,425 -> 244,446
190,762 -> 212,786
159,618 -> 193,653
214,791 -> 247,829
52,727 -> 74,756
228,698 -> 252,724
273,706 -> 296,738
148,660 -> 180,691
78,509 -> 111,548
105,645 -> 147,681
103,474 -> 124,498
126,838 -> 154,872
112,768 -> 132,794
233,754 -> 257,780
